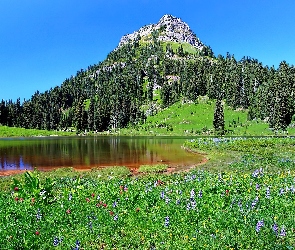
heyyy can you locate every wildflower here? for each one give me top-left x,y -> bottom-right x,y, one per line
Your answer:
39,190 -> 46,197
112,201 -> 117,207
103,203 -> 107,207
35,231 -> 40,235
136,207 -> 140,212
251,196 -> 259,209
238,200 -> 243,210
66,209 -> 71,214
97,195 -> 100,200
31,198 -> 35,203
198,190 -> 203,198
14,197 -> 19,201
191,200 -> 196,210
19,198 -> 24,202
14,186 -> 19,191
164,216 -> 169,227
280,226 -> 286,237
272,223 -> 279,235
190,189 -> 195,199
86,198 -> 90,202
36,208 -> 42,220
252,169 -> 259,178
176,199 -> 180,205
53,237 -> 59,247
186,203 -> 191,210
225,189 -> 229,196
68,193 -> 72,201
89,221 -> 93,230
160,191 -> 165,199
109,211 -> 114,216
255,183 -> 260,191
279,188 -> 284,196
256,220 -> 264,232
72,240 -> 81,250
114,214 -> 118,221
165,197 -> 170,204
91,193 -> 95,197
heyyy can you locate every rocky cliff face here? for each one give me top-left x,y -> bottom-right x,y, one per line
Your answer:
118,14 -> 205,50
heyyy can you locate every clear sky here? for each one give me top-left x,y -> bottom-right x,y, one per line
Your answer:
1,0 -> 295,101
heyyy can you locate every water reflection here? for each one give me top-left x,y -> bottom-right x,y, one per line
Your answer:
0,136 -> 203,171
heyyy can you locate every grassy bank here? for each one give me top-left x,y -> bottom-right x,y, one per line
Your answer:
0,137 -> 294,249
116,101 -> 295,136
0,126 -> 76,138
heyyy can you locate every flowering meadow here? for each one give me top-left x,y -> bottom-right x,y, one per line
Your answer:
0,137 -> 294,249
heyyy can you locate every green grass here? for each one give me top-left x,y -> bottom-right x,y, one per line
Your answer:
138,164 -> 169,173
0,126 -> 76,138
117,100 -> 295,136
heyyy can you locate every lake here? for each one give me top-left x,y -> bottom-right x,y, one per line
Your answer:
0,136 -> 204,172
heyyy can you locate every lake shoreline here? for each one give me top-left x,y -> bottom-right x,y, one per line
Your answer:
0,157 -> 208,177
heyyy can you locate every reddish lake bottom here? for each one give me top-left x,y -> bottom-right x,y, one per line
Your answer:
0,136 -> 205,176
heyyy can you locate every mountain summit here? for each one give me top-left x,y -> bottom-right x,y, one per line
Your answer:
118,14 -> 205,50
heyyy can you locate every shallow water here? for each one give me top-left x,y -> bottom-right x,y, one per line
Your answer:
0,136 -> 203,171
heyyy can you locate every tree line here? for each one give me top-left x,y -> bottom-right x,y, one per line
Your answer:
0,37 -> 294,133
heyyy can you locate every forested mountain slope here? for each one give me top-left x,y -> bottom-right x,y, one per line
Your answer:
0,14 -> 294,133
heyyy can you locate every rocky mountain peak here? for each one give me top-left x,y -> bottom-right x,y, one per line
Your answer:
118,14 -> 205,50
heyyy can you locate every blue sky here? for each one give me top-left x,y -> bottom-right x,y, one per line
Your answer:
1,0 -> 295,101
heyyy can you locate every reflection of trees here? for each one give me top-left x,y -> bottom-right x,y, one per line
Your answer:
0,137 -> 198,170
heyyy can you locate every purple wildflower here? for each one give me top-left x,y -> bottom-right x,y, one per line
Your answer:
272,223 -> 279,235
36,208 -> 42,220
190,189 -> 195,200
198,190 -> 203,198
256,220 -> 264,232
256,183 -> 260,191
191,200 -> 196,210
72,240 -> 81,250
165,197 -> 170,204
164,216 -> 169,227
53,237 -> 59,247
114,215 -> 118,221
252,169 -> 259,178
160,191 -> 165,199
280,226 -> 286,237
251,196 -> 259,209
112,201 -> 117,208
186,203 -> 191,211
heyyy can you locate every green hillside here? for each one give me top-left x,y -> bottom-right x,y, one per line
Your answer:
118,99 -> 295,136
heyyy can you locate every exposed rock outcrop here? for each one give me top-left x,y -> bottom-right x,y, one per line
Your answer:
118,14 -> 205,50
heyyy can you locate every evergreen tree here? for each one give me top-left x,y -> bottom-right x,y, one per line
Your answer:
213,99 -> 225,134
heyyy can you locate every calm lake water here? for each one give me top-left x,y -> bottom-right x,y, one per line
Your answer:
0,136 -> 203,172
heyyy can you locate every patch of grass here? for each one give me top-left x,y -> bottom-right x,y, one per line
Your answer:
0,125 -> 76,138
118,100 -> 287,136
138,164 -> 168,173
